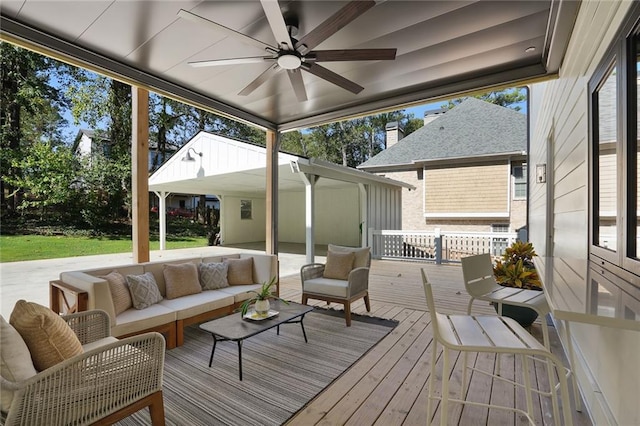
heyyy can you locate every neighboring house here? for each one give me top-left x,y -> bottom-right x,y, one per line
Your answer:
73,129 -> 195,213
358,98 -> 527,234
72,129 -> 110,161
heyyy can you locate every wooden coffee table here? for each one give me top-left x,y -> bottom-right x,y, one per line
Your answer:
199,300 -> 314,380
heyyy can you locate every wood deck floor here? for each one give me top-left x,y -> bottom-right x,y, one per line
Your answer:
280,260 -> 591,426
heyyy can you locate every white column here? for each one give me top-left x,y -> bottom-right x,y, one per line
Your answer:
358,183 -> 368,247
154,191 -> 169,250
300,173 -> 318,263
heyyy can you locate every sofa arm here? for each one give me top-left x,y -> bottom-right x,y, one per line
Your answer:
4,332 -> 165,426
59,271 -> 117,323
301,263 -> 325,282
63,309 -> 111,345
347,267 -> 370,296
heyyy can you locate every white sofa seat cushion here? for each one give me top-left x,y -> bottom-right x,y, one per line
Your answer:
158,291 -> 234,320
219,284 -> 262,303
111,304 -> 176,338
82,336 -> 119,352
303,278 -> 349,298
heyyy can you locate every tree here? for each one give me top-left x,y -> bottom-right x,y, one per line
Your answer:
0,42 -> 68,215
445,87 -> 526,111
4,141 -> 80,221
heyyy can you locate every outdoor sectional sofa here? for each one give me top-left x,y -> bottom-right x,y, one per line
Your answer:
53,253 -> 277,348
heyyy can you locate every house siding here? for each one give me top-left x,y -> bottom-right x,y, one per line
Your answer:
529,1 -> 638,424
424,163 -> 509,214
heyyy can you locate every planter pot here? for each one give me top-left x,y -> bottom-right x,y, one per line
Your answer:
254,299 -> 270,317
492,303 -> 538,327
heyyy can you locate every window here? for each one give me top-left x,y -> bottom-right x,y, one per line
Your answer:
492,224 -> 509,233
513,165 -> 527,199
590,7 -> 640,275
240,200 -> 252,220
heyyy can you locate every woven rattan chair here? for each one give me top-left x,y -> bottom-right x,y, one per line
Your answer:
421,269 -> 573,426
1,310 -> 166,426
300,244 -> 371,326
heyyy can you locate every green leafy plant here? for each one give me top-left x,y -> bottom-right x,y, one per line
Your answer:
493,241 -> 542,290
501,240 -> 537,268
240,276 -> 289,316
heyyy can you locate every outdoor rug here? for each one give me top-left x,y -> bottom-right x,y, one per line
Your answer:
117,309 -> 397,426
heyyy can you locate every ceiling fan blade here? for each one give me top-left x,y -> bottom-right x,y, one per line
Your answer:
238,63 -> 282,96
287,69 -> 307,102
188,57 -> 274,67
307,49 -> 397,62
294,0 -> 375,54
302,63 -> 364,95
260,0 -> 293,50
177,9 -> 277,54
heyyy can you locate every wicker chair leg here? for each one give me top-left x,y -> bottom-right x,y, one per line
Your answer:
344,302 -> 352,327
364,294 -> 371,312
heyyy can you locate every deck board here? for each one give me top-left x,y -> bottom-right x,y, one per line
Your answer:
283,260 -> 591,426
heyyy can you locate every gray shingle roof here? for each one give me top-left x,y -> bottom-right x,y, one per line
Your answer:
358,98 -> 526,169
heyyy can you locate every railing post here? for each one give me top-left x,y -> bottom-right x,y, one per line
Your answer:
435,228 -> 442,264
368,227 -> 375,257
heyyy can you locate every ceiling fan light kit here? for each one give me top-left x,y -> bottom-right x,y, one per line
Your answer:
179,0 -> 396,102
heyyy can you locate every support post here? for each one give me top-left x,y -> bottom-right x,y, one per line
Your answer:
299,173 -> 318,264
434,227 -> 442,264
154,191 -> 169,250
132,87 -> 149,263
266,130 -> 280,255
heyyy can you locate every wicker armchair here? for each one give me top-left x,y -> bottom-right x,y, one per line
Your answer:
300,245 -> 371,326
1,310 -> 166,426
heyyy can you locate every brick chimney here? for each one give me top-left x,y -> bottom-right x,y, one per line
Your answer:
385,121 -> 404,148
423,107 -> 447,125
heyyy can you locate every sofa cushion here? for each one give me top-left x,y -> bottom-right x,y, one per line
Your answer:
110,304 -> 176,338
126,272 -> 163,309
9,300 -> 83,371
323,250 -> 355,280
225,257 -> 254,285
98,271 -> 132,315
199,262 -> 229,290
1,316 -> 37,411
82,336 -> 119,352
158,291 -> 235,321
163,263 -> 202,300
218,284 -> 263,303
328,244 -> 370,268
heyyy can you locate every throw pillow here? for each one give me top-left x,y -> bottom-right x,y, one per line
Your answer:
126,272 -> 163,309
163,263 -> 202,299
323,250 -> 355,280
199,262 -> 229,290
9,300 -> 83,372
225,257 -> 254,285
1,316 -> 37,411
98,271 -> 132,315
328,244 -> 370,268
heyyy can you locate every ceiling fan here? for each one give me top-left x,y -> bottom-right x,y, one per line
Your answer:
177,0 -> 396,102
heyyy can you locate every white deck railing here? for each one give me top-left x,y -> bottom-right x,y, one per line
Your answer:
368,229 -> 518,263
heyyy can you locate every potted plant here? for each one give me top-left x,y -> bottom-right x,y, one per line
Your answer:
240,276 -> 289,318
492,241 -> 542,326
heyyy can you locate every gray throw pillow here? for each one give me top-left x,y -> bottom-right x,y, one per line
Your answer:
126,272 -> 163,309
199,262 -> 229,290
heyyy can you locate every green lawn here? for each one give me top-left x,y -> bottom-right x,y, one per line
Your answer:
0,235 -> 208,263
